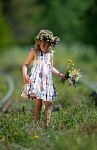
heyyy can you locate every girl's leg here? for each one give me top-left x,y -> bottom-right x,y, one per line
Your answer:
44,101 -> 52,128
34,98 -> 42,126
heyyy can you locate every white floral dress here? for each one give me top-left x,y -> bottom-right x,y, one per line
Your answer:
21,50 -> 57,101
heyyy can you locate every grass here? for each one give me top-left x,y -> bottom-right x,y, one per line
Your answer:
0,44 -> 97,149
0,105 -> 97,149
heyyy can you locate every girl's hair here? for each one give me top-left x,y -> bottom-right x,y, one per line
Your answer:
35,29 -> 60,46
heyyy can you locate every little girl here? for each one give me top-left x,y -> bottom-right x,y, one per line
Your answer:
21,29 -> 66,128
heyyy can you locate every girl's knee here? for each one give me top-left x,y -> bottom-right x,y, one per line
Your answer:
44,101 -> 52,111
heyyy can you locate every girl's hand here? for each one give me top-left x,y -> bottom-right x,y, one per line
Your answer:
23,74 -> 30,84
59,73 -> 67,80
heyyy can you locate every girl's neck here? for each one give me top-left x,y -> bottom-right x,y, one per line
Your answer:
36,45 -> 51,53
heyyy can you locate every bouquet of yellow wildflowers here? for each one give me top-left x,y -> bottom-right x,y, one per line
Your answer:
61,60 -> 81,88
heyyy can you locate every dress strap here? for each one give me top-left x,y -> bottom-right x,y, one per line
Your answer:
40,51 -> 43,56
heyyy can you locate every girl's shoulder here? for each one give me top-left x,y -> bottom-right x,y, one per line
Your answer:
50,50 -> 55,58
29,47 -> 37,55
28,48 -> 37,60
30,47 -> 37,53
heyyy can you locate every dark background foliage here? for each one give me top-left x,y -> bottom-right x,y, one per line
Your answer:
0,0 -> 97,49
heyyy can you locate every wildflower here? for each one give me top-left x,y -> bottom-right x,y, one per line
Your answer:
32,135 -> 40,139
61,59 -> 81,88
67,59 -> 72,63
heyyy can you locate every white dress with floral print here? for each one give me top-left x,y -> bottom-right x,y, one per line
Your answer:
21,50 -> 57,101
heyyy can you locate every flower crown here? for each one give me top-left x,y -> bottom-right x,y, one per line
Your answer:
35,29 -> 60,46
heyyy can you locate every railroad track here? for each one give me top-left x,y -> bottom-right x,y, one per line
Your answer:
0,70 -> 14,113
80,78 -> 97,105
80,78 -> 97,93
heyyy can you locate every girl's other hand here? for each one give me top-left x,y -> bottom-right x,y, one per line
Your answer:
59,73 -> 67,80
23,74 -> 30,84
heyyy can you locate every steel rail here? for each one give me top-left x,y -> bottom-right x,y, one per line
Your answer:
0,71 -> 14,112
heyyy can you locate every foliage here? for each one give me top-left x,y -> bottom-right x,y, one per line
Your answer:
40,0 -> 93,43
1,0 -> 97,49
8,0 -> 44,45
82,1 -> 97,46
0,0 -> 14,49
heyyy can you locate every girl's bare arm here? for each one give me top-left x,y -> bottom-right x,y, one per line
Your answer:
22,48 -> 36,83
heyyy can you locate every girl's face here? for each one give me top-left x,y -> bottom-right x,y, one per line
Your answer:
38,40 -> 52,52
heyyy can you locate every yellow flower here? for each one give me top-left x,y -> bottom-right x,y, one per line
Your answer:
67,59 -> 72,63
72,69 -> 78,74
32,135 -> 40,139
